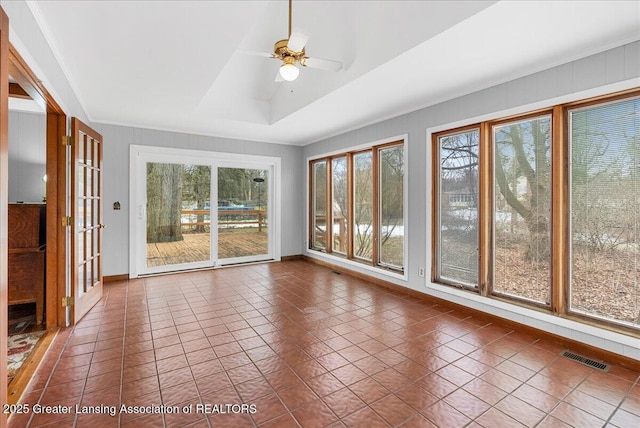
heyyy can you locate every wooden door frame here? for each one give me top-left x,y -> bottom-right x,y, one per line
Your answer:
8,44 -> 67,329
1,8 -> 10,427
1,8 -> 68,427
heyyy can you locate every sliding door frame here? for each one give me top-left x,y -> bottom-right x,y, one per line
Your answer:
129,145 -> 281,278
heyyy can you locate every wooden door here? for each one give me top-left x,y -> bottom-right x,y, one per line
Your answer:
70,118 -> 104,323
0,7 -> 9,428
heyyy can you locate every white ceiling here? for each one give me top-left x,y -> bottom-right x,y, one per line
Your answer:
26,1 -> 640,146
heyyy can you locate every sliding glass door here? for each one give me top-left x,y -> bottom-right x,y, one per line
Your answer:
145,162 -> 212,270
217,167 -> 270,263
130,146 -> 279,277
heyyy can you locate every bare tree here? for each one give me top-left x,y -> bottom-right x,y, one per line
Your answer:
182,165 -> 211,232
146,163 -> 184,243
353,153 -> 373,258
494,119 -> 551,262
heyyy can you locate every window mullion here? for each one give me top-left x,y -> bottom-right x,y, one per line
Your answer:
346,153 -> 354,259
372,147 -> 380,267
479,122 -> 492,297
551,105 -> 568,315
430,135 -> 439,282
308,161 -> 314,249
326,158 -> 333,254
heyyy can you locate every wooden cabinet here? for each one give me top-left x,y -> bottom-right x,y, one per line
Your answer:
8,203 -> 46,324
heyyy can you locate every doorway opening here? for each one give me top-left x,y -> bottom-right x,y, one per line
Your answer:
4,44 -> 68,407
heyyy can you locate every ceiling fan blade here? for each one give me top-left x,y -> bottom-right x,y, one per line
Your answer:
287,28 -> 309,53
303,57 -> 343,72
237,49 -> 274,59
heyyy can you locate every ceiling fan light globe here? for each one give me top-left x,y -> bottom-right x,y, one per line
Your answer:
279,63 -> 299,81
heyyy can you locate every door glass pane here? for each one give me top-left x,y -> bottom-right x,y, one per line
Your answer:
217,167 -> 269,259
91,257 -> 98,287
77,200 -> 85,264
312,161 -> 327,249
332,157 -> 348,254
94,139 -> 100,164
87,168 -> 93,197
94,168 -> 99,197
87,198 -> 92,229
570,97 -> 639,327
379,145 -> 404,268
146,162 -> 211,268
86,228 -> 92,259
78,264 -> 85,296
78,165 -> 85,199
493,116 -> 551,305
85,135 -> 92,166
353,152 -> 373,260
77,198 -> 85,230
86,259 -> 92,291
438,129 -> 479,286
93,220 -> 99,262
78,135 -> 85,164
93,198 -> 98,228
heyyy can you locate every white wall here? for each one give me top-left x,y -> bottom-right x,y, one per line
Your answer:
92,123 -> 303,277
303,41 -> 640,360
8,110 -> 46,203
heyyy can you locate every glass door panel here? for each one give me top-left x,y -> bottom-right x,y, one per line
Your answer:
145,162 -> 211,269
217,167 -> 269,261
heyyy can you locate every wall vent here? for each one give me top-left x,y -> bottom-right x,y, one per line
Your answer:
560,350 -> 611,372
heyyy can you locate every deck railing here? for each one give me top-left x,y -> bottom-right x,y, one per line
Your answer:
181,209 -> 266,232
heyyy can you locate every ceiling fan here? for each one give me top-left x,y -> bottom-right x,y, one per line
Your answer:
240,0 -> 343,82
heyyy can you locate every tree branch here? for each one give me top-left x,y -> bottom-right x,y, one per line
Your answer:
494,154 -> 531,220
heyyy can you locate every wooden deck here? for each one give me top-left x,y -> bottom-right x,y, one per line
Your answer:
146,229 -> 268,267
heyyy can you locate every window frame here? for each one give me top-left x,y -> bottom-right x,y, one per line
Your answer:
488,110 -> 554,310
309,159 -> 329,252
431,124 -> 481,291
431,88 -> 640,336
352,148 -> 374,263
330,155 -> 349,256
376,142 -> 406,271
564,92 -> 640,328
309,139 -> 406,274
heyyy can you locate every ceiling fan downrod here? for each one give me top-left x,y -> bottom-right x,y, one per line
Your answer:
288,0 -> 293,39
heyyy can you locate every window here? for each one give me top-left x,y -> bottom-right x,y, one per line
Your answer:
311,160 -> 327,250
492,114 -> 552,306
434,127 -> 479,287
569,96 -> 639,327
379,145 -> 404,269
353,151 -> 373,260
309,141 -> 405,273
332,157 -> 348,254
433,90 -> 639,332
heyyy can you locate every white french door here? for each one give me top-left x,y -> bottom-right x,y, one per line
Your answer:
130,146 -> 280,277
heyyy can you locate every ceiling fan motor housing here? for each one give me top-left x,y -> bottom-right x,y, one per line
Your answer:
274,39 -> 305,62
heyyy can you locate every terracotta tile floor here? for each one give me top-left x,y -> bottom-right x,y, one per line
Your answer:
9,260 -> 640,427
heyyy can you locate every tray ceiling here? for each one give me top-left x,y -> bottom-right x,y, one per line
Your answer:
26,1 -> 640,145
